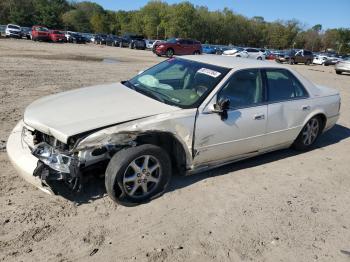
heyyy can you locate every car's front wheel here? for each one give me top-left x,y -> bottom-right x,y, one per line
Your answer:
336,70 -> 342,75
293,116 -> 322,150
105,144 -> 172,205
166,48 -> 174,57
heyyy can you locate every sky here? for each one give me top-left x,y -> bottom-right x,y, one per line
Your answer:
82,0 -> 350,29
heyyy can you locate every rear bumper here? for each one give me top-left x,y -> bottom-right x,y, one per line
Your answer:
324,114 -> 340,132
7,120 -> 52,194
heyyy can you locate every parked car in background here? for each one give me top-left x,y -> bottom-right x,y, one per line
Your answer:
276,49 -> 313,65
202,44 -> 216,54
324,56 -> 342,66
94,34 -> 108,45
119,34 -> 146,49
21,27 -> 32,39
152,40 -> 165,53
215,45 -> 231,55
313,55 -> 328,65
243,48 -> 266,60
49,30 -> 65,42
145,39 -> 155,49
155,38 -> 202,57
335,57 -> 350,74
65,32 -> 86,44
81,33 -> 93,43
5,24 -> 22,38
108,35 -> 123,46
7,56 -> 340,205
223,47 -> 249,58
265,50 -> 280,60
31,25 -> 50,41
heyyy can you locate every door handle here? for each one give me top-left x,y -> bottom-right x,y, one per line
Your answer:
302,105 -> 311,111
254,114 -> 265,120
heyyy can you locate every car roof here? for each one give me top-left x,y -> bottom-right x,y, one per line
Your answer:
180,55 -> 289,70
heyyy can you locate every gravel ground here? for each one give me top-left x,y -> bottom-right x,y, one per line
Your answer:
0,39 -> 350,262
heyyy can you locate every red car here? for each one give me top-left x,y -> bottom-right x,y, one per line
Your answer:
31,25 -> 50,41
49,30 -> 65,42
155,38 -> 202,57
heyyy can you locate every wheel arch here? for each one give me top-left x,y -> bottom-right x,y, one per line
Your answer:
134,131 -> 189,174
302,111 -> 327,131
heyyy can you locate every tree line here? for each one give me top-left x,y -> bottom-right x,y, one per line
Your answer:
1,0 -> 349,53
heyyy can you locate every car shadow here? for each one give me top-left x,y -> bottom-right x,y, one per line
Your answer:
55,124 -> 350,205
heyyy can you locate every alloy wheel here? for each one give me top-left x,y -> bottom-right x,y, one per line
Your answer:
122,155 -> 161,198
302,118 -> 319,146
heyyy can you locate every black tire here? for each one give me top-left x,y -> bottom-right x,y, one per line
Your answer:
105,144 -> 172,205
166,48 -> 174,58
293,116 -> 322,151
336,70 -> 342,75
257,56 -> 262,60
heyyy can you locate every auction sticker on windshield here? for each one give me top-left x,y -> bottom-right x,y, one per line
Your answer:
197,68 -> 221,78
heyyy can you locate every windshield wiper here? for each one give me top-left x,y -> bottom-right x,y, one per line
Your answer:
134,86 -> 166,103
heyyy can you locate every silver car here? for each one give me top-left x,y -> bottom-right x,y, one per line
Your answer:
335,57 -> 350,74
7,56 -> 341,205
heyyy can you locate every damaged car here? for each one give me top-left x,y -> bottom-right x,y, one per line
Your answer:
7,56 -> 340,205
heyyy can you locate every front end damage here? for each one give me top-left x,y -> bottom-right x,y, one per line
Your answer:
8,110 -> 195,196
9,121 -> 137,194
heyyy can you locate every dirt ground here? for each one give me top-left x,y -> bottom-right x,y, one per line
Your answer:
0,39 -> 349,262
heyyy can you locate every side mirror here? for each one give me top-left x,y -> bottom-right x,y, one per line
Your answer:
212,98 -> 230,120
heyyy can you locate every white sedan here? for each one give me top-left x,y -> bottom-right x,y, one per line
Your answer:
223,48 -> 249,58
223,47 -> 265,60
313,55 -> 328,65
7,56 -> 340,205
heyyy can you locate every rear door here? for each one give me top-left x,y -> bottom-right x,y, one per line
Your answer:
246,48 -> 259,59
263,68 -> 310,149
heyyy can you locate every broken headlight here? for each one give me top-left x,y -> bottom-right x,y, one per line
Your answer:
32,142 -> 72,173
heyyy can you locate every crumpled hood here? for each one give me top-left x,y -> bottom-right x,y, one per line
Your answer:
24,83 -> 179,143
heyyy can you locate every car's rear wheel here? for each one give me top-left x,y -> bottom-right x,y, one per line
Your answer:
336,70 -> 342,75
105,144 -> 171,205
293,116 -> 322,151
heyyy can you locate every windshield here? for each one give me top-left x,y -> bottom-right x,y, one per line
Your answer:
36,27 -> 48,32
8,25 -> 20,29
125,58 -> 230,108
166,38 -> 177,44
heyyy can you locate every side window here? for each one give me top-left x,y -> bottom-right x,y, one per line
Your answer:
178,39 -> 186,45
266,69 -> 308,102
218,69 -> 263,108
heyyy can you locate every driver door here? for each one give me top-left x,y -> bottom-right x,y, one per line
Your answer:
193,69 -> 267,166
